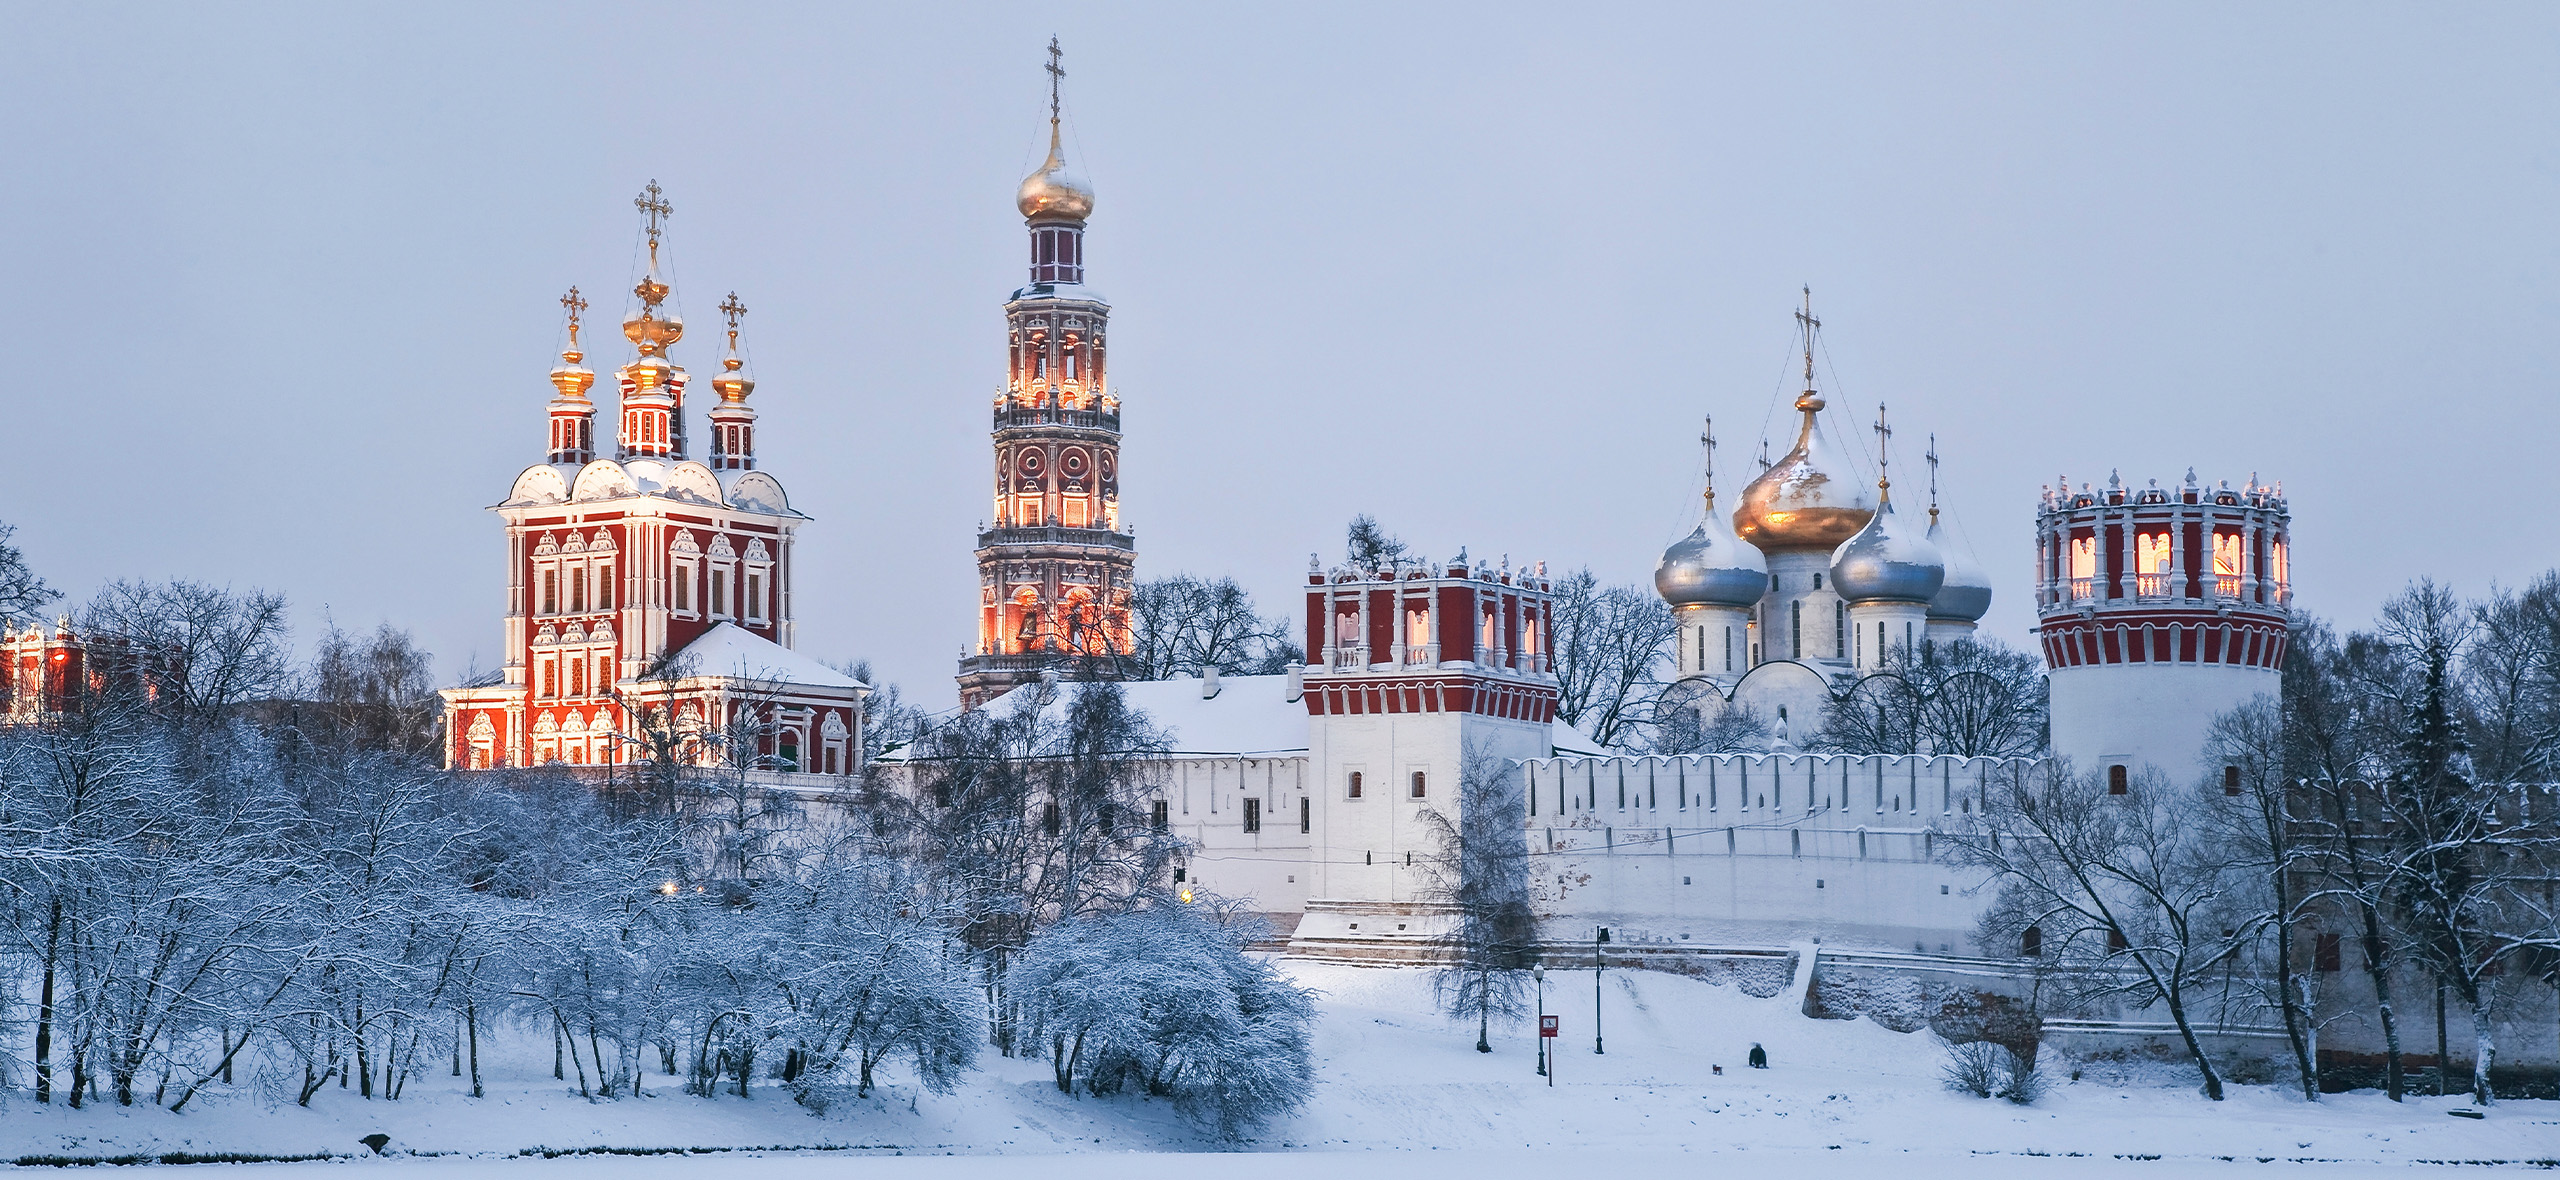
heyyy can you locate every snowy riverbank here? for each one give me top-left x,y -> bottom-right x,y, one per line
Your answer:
2,962 -> 2551,1168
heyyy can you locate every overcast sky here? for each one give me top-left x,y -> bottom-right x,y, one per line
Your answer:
3,3 -> 2554,706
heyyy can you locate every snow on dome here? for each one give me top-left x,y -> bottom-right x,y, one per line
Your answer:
1829,491 -> 1944,605
1925,515 -> 1992,623
1655,517 -> 1768,609
1733,395 -> 1874,553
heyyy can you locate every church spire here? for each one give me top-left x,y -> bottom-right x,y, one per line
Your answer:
617,180 -> 687,461
708,292 -> 758,471
547,286 -> 597,465
1018,38 -> 1095,282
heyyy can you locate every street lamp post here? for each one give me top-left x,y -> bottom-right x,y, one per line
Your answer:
1534,963 -> 1547,1079
1595,926 -> 1610,1055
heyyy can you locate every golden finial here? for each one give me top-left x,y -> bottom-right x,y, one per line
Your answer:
635,180 -> 673,268
712,291 -> 753,404
550,286 -> 597,405
559,286 -> 588,361
718,291 -> 747,353
631,181 -> 675,310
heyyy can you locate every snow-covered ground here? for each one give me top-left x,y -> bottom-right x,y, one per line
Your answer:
2,963 -> 2551,1172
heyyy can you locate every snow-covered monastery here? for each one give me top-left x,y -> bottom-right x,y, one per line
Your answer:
425,68 -> 2296,966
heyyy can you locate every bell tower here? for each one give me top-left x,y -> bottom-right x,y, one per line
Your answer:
958,40 -> 1138,708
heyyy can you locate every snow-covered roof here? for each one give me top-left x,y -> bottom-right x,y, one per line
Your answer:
667,623 -> 866,691
987,673 -> 1309,756
980,672 -> 1615,759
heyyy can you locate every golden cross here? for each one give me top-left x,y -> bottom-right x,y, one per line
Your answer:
1925,432 -> 1941,517
1046,36 -> 1066,121
634,180 -> 673,264
560,286 -> 587,347
718,292 -> 748,349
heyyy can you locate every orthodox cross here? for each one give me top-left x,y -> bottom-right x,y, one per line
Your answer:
1046,37 -> 1066,121
718,291 -> 748,350
560,286 -> 588,349
1872,403 -> 1893,492
1925,433 -> 1942,521
1796,286 -> 1820,388
635,180 -> 674,263
1700,415 -> 1719,506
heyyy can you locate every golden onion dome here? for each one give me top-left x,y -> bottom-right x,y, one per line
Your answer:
1016,120 -> 1094,222
1732,393 -> 1875,551
712,355 -> 753,405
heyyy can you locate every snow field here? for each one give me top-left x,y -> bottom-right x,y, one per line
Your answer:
1,961 -> 2551,1170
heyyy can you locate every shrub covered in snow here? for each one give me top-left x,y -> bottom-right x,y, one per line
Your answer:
1013,902 -> 1317,1136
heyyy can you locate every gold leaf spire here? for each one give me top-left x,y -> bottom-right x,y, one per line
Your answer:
549,286 -> 595,403
623,180 -> 683,360
712,291 -> 754,405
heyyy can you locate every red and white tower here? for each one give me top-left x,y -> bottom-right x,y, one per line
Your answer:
957,42 -> 1137,708
439,183 -> 867,775
2036,469 -> 2292,784
1299,553 -> 1560,903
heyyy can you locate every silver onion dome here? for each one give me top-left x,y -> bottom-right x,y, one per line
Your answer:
1924,515 -> 1991,623
1830,491 -> 1945,605
1656,517 -> 1769,609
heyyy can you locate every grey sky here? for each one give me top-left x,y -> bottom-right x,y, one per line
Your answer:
3,3 -> 2553,705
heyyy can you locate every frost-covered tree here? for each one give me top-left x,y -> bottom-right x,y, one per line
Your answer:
1415,744 -> 1536,1052
891,681 -> 1183,1053
2200,697 -> 2320,1100
760,850 -> 979,1103
1013,901 -> 1315,1136
1941,761 -> 2249,1100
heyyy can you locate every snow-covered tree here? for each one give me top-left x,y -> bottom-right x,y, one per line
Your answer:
1013,901 -> 1315,1136
1415,744 -> 1536,1052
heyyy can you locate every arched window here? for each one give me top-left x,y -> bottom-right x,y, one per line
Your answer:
1834,600 -> 1847,659
1410,771 -> 1427,799
2021,926 -> 2043,958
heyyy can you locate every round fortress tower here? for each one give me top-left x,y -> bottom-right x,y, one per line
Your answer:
2037,469 -> 2291,786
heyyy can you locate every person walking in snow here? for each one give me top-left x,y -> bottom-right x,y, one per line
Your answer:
1748,1042 -> 1768,1069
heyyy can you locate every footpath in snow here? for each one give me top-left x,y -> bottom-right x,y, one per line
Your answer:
1,962 -> 2551,1170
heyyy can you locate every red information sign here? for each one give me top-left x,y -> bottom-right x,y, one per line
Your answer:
1539,1015 -> 1559,1038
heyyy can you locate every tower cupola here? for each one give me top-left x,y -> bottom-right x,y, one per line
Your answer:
546,286 -> 597,466
1921,434 -> 1991,644
616,181 -> 688,461
707,292 -> 757,472
1018,37 -> 1093,288
1659,418 -> 1768,683
1830,405 -> 1942,670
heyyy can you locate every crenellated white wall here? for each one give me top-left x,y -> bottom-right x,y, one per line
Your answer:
1520,752 -> 2047,954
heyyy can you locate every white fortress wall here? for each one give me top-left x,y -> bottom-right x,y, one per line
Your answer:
1521,752 -> 2047,955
